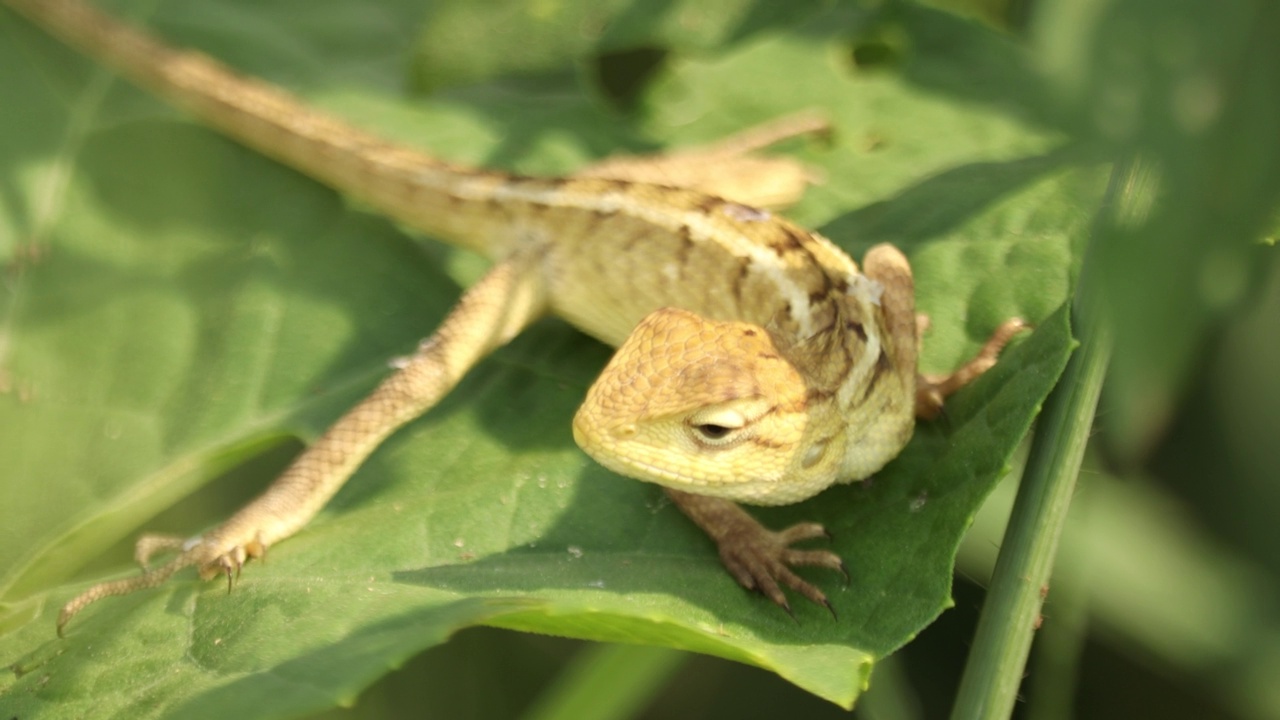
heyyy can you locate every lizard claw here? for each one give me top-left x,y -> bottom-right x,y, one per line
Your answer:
197,538 -> 267,590
820,597 -> 838,621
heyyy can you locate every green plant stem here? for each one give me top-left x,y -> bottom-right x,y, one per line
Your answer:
950,303 -> 1109,719
950,156 -> 1122,717
520,644 -> 687,720
1024,470 -> 1094,720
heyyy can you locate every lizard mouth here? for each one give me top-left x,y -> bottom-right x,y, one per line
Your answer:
590,449 -> 687,488
572,408 -> 701,488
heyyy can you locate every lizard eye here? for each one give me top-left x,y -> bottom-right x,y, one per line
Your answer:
694,424 -> 733,440
687,408 -> 749,445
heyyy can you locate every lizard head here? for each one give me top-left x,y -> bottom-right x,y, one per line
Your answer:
572,307 -> 845,505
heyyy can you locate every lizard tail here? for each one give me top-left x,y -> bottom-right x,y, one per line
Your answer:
3,0 -> 500,254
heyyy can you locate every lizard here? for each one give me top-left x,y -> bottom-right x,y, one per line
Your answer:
4,0 -> 1027,636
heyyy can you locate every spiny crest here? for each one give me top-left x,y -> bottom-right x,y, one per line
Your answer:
765,289 -> 878,393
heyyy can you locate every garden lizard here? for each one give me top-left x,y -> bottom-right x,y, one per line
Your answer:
5,0 -> 1026,635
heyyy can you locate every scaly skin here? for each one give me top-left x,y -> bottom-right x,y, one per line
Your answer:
3,0 -> 1027,633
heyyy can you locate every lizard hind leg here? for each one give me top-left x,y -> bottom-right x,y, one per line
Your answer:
575,111 -> 830,209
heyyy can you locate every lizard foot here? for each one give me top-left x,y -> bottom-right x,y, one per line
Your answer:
193,537 -> 268,590
135,530 -> 267,589
665,489 -> 846,616
717,520 -> 848,618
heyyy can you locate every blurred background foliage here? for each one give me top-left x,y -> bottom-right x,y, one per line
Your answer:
327,0 -> 1280,717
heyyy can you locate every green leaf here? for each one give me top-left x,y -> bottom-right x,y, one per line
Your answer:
0,0 -> 1080,715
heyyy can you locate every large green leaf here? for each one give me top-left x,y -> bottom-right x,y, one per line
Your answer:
0,0 -> 1081,714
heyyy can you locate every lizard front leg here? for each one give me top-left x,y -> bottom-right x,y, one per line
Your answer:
57,252 -> 548,635
915,318 -> 1030,419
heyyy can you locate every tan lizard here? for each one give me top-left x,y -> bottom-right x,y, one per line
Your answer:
5,0 -> 1026,635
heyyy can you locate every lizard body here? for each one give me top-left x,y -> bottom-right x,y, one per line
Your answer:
5,0 -> 1025,632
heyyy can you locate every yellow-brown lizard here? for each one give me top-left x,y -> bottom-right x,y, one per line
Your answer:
5,0 -> 1026,635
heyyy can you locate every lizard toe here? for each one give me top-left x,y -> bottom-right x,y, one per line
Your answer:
781,547 -> 846,575
775,522 -> 831,544
133,533 -> 186,569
